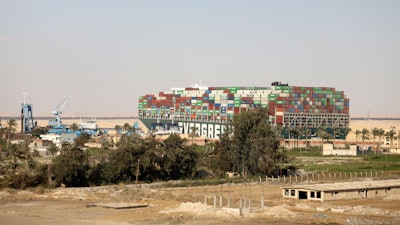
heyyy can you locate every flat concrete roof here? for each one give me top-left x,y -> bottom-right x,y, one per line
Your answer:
87,202 -> 149,209
281,179 -> 400,192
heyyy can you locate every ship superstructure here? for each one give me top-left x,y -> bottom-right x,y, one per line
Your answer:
138,82 -> 350,139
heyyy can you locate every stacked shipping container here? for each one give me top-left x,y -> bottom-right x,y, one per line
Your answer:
138,84 -> 349,126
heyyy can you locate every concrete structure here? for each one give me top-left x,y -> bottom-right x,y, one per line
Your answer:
322,144 -> 357,156
29,139 -> 53,156
282,179 -> 400,201
40,133 -> 76,148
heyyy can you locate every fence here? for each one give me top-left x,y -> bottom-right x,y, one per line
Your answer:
197,170 -> 392,215
267,170 -> 386,184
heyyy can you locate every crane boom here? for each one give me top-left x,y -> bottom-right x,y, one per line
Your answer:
52,97 -> 70,115
48,97 -> 70,127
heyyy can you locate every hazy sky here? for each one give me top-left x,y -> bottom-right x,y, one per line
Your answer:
1,0 -> 399,118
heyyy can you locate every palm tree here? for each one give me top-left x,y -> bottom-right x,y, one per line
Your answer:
60,141 -> 71,153
377,128 -> 385,151
189,126 -> 199,145
371,128 -> 379,151
355,129 -> 361,147
115,124 -> 122,137
343,127 -> 351,142
361,128 -> 370,159
287,127 -> 296,149
273,124 -> 284,142
70,123 -> 79,132
385,127 -> 396,150
0,119 -> 5,158
8,143 -> 21,176
123,123 -> 131,134
6,119 -> 17,149
317,126 -> 327,151
303,128 -> 311,151
290,127 -> 301,150
99,139 -> 111,163
332,127 -> 341,149
361,128 -> 370,148
47,143 -> 59,158
0,119 -> 4,137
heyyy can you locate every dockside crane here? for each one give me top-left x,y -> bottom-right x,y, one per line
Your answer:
48,97 -> 70,127
21,92 -> 36,134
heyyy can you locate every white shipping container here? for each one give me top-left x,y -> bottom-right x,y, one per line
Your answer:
213,90 -> 224,95
271,90 -> 280,94
280,93 -> 289,97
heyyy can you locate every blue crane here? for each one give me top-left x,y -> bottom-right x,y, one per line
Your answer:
48,97 -> 70,127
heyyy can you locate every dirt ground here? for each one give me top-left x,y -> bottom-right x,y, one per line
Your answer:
3,119 -> 399,224
1,180 -> 399,225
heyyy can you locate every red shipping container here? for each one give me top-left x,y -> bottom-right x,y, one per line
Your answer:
276,115 -> 283,124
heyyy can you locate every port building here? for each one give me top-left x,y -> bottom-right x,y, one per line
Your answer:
281,179 -> 400,201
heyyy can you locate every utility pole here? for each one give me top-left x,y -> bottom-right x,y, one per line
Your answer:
135,159 -> 140,185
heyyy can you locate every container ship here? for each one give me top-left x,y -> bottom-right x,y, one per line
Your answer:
138,82 -> 350,139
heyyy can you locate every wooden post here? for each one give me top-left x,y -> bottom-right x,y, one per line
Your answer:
261,196 -> 264,210
249,199 -> 252,213
239,199 -> 243,216
135,159 -> 140,185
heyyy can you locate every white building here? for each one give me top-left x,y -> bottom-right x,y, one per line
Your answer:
40,133 -> 76,148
